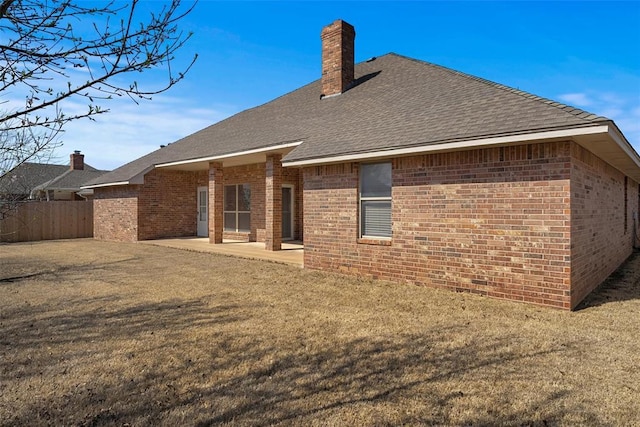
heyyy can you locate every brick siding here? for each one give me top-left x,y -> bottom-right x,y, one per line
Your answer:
137,169 -> 208,240
93,185 -> 140,242
94,162 -> 301,243
570,142 -> 638,308
208,162 -> 224,243
265,154 -> 283,250
304,142 -> 578,309
321,20 -> 355,96
223,162 -> 300,242
93,140 -> 630,309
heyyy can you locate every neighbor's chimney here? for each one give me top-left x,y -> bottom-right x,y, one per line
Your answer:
70,150 -> 84,171
321,19 -> 355,97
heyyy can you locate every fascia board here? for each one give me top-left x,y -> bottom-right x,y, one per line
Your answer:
282,126 -> 610,167
156,141 -> 304,168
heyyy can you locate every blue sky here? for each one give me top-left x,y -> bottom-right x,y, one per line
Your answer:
55,1 -> 640,170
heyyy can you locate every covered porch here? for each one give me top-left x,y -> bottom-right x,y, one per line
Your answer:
156,142 -> 303,251
140,238 -> 304,267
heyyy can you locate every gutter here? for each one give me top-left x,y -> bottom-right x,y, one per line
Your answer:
282,124 -> 614,167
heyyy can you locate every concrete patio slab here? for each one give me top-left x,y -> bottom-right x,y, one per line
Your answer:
139,238 -> 304,267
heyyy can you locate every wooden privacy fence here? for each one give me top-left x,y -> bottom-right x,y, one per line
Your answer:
0,201 -> 93,243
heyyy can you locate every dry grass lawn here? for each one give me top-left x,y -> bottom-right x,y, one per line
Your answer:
0,239 -> 639,426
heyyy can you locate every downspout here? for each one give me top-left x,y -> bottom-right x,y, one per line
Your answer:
633,211 -> 640,250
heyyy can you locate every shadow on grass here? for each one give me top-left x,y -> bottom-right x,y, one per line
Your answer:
0,272 -> 46,283
0,248 -> 608,425
189,334 -> 580,426
577,249 -> 640,310
0,256 -> 141,286
0,294 -> 601,426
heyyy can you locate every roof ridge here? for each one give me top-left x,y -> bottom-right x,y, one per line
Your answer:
386,52 -> 609,123
34,169 -> 71,189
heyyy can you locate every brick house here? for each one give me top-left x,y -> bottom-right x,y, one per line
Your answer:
1,151 -> 107,201
84,20 -> 640,310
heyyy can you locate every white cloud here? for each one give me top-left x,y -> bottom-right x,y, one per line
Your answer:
597,107 -> 624,120
558,93 -> 593,107
1,63 -> 211,171
55,95 -> 237,170
556,89 -> 640,153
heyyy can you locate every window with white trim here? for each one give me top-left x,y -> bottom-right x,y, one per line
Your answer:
360,162 -> 392,238
224,184 -> 251,232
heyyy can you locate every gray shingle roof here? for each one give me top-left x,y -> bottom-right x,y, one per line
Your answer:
1,163 -> 68,196
1,162 -> 106,196
86,53 -> 610,186
34,168 -> 108,191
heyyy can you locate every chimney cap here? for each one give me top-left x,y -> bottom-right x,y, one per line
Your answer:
321,19 -> 355,36
74,150 -> 81,154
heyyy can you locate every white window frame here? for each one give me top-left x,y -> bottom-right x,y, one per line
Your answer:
223,184 -> 251,232
359,162 -> 392,239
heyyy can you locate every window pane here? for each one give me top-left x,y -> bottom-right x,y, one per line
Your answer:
361,200 -> 392,237
238,212 -> 251,232
282,212 -> 292,238
361,163 -> 391,198
224,212 -> 236,231
224,185 -> 236,211
238,184 -> 251,211
199,190 -> 207,221
282,187 -> 292,213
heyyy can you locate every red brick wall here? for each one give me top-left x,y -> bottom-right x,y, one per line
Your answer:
304,142 -> 574,309
224,163 -> 301,242
136,169 -> 207,240
208,162 -> 224,243
93,162 -> 301,244
570,142 -> 638,308
265,154 -> 283,250
93,185 -> 140,242
321,20 -> 355,96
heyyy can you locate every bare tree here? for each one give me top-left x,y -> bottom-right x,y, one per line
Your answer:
0,124 -> 60,220
0,0 -> 197,181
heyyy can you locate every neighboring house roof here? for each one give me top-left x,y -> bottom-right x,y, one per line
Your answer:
33,168 -> 108,192
85,53 -> 635,187
1,161 -> 106,197
1,163 -> 69,196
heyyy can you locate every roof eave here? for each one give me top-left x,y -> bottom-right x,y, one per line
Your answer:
283,122 -> 640,182
81,166 -> 152,189
155,140 -> 304,171
282,124 -> 608,166
81,181 -> 131,189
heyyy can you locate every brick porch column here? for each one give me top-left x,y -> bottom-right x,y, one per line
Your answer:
208,161 -> 224,244
265,154 -> 282,251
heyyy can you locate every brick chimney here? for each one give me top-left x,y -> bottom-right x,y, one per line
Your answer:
70,150 -> 84,171
321,19 -> 355,97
